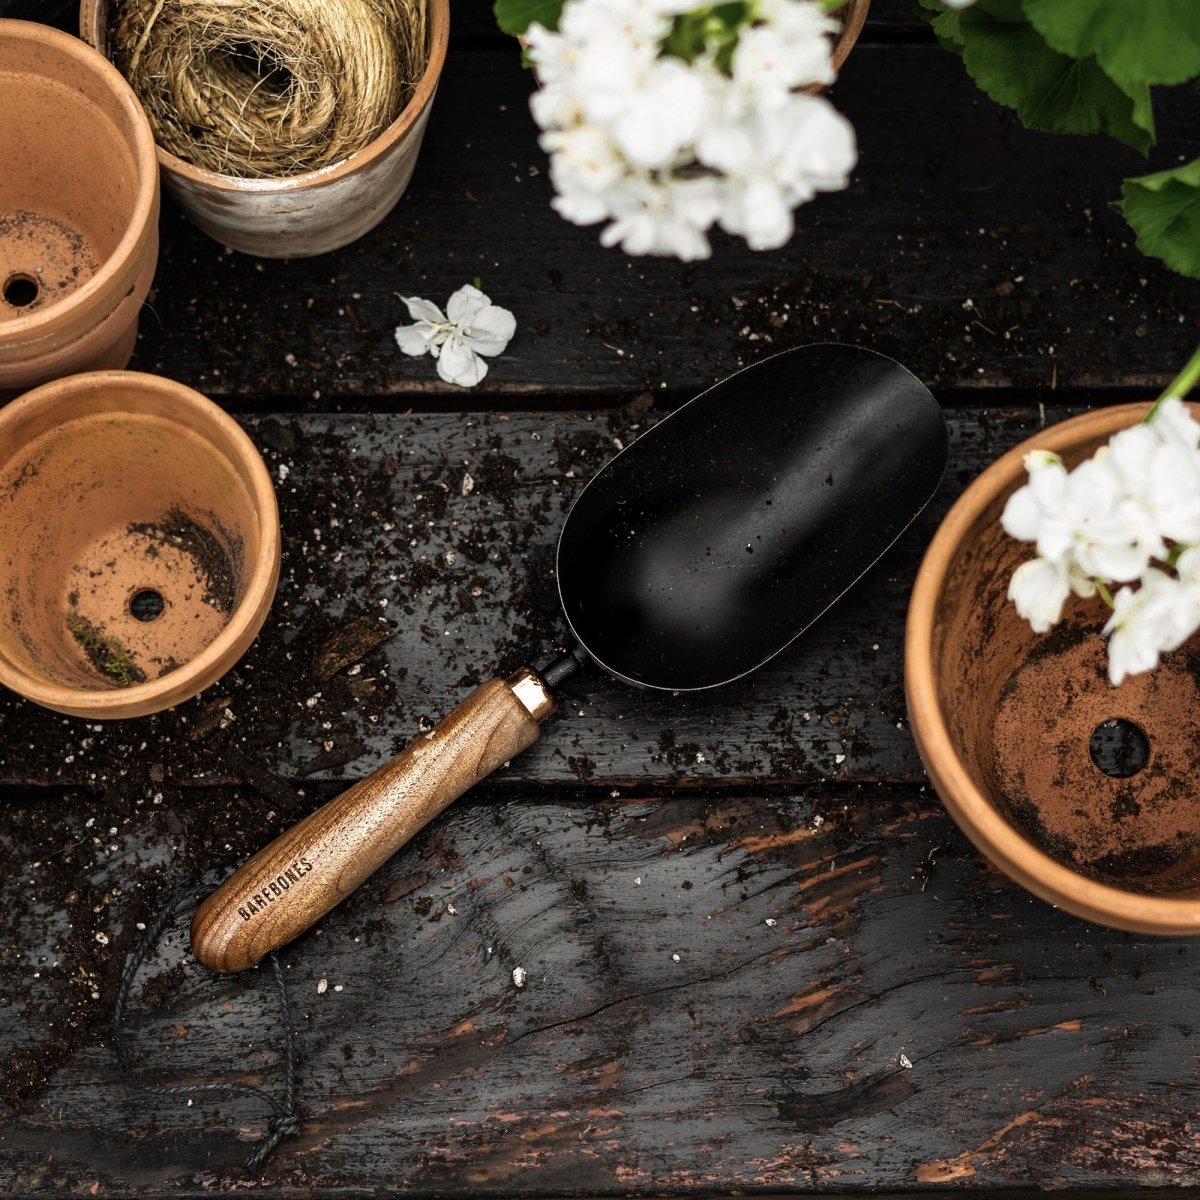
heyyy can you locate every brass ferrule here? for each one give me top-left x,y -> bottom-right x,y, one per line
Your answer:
506,666 -> 556,722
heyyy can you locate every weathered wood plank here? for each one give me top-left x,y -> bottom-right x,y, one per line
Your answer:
121,41 -> 1199,406
3,785 -> 1200,1194
7,5 -> 1196,404
0,404 -> 1074,793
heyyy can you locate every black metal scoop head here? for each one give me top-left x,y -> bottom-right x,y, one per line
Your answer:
556,343 -> 948,691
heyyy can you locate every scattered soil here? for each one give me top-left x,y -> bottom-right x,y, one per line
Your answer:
0,408 -> 657,1119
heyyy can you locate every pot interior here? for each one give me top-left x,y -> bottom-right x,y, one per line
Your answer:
0,396 -> 263,693
0,29 -> 142,319
935,439 -> 1200,898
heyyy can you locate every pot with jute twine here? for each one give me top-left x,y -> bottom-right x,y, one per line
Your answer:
81,0 -> 449,258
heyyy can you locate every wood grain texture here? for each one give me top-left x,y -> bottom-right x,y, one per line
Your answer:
4,786 -> 1200,1193
2,2 -> 1198,1196
0,404 -> 1089,793
192,678 -> 544,972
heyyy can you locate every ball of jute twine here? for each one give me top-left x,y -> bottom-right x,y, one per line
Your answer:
111,0 -> 428,178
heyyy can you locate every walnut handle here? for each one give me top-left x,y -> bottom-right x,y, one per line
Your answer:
191,670 -> 555,973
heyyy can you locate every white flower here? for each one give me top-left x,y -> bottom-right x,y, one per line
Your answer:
1001,455 -> 1155,583
1023,449 -> 1063,473
732,22 -> 834,99
939,0 -> 978,7
1149,396 -> 1200,451
394,285 -> 516,388
1001,362 -> 1200,682
541,125 -> 624,224
1105,425 -> 1200,546
597,174 -> 722,260
1176,545 -> 1200,584
1103,570 -> 1200,685
715,94 -> 856,249
581,55 -> 707,169
1008,557 -> 1071,634
525,0 -> 853,259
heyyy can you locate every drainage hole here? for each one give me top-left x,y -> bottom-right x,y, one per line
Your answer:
130,589 -> 165,622
3,273 -> 39,308
1089,718 -> 1149,778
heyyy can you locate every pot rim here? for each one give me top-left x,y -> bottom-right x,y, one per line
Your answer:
831,0 -> 870,74
79,0 -> 450,194
0,20 -> 159,347
906,400 -> 1200,936
0,370 -> 280,719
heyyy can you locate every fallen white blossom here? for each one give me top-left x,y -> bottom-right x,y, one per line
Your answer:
395,284 -> 516,387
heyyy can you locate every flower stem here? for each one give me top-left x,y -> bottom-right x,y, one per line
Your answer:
1143,341 -> 1200,423
1096,580 -> 1115,609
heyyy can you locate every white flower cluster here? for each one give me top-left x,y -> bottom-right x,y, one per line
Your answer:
1002,397 -> 1200,684
525,0 -> 857,260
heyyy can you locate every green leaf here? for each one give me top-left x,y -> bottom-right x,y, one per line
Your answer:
1023,0 -> 1200,87
1114,157 -> 1200,278
948,0 -> 1155,153
929,7 -> 966,52
494,0 -> 564,37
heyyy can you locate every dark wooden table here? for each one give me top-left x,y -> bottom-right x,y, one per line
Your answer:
3,1 -> 1200,1194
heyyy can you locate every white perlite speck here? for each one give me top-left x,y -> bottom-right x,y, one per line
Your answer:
512,966 -> 527,988
899,1053 -> 913,1069
317,978 -> 328,995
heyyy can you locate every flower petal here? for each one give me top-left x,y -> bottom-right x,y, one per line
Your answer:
1000,484 -> 1044,543
446,284 -> 490,327
1008,557 -> 1069,634
437,335 -> 488,387
462,304 -> 517,356
403,296 -> 445,324
395,322 -> 434,357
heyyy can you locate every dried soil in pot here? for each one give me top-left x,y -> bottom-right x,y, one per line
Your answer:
0,370 -> 279,718
937,485 -> 1200,891
0,21 -> 159,394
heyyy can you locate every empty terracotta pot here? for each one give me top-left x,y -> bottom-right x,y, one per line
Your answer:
80,0 -> 449,259
907,403 -> 1200,935
0,371 -> 280,719
0,20 -> 159,396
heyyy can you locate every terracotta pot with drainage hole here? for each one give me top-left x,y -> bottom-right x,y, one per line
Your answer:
906,403 -> 1200,936
80,0 -> 450,259
0,371 -> 280,719
0,21 -> 159,396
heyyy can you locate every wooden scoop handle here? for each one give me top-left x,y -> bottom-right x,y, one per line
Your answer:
191,670 -> 555,973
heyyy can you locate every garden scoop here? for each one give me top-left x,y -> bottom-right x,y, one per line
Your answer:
192,343 -> 947,972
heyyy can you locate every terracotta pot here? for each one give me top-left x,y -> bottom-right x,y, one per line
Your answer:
0,371 -> 280,719
907,402 -> 1200,935
80,0 -> 450,259
0,20 -> 159,396
828,0 -> 871,79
